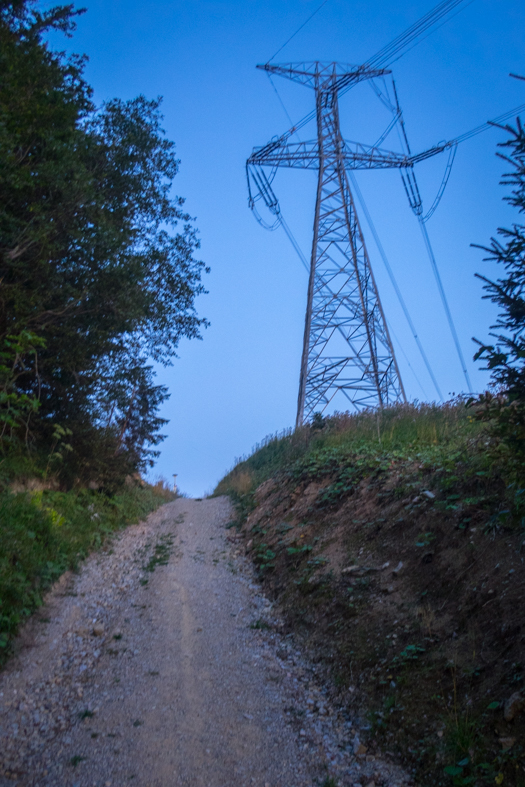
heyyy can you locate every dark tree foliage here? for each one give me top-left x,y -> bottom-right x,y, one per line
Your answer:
0,1 -> 208,485
473,118 -> 525,455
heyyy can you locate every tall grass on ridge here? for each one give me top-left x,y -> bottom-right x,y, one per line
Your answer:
215,400 -> 482,500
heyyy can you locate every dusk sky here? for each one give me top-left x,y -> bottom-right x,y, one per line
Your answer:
49,0 -> 525,496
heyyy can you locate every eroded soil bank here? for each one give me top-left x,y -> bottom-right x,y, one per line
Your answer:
0,497 -> 410,787
239,467 -> 525,787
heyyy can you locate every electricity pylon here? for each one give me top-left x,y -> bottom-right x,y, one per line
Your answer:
248,62 -> 411,427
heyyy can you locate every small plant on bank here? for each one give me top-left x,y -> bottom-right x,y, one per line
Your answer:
249,618 -> 270,630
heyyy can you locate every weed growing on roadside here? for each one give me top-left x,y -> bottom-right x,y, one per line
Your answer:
142,533 -> 175,573
320,776 -> 338,787
249,618 -> 270,630
0,485 -> 168,666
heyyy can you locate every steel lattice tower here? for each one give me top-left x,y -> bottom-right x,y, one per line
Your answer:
248,63 -> 407,427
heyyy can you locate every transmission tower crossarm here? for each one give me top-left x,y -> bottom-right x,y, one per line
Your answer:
249,133 -> 456,171
249,140 -> 444,170
256,61 -> 390,90
249,140 -> 320,169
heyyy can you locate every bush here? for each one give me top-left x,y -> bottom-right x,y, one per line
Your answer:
0,484 -> 168,661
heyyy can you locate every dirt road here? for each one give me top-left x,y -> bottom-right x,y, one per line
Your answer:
0,498 -> 409,787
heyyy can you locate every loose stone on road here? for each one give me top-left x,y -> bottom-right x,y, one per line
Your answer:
0,497 -> 410,787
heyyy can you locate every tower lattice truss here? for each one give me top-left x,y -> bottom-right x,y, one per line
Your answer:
299,87 -> 404,420
248,63 -> 413,425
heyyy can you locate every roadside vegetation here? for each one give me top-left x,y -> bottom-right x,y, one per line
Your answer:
0,1 -> 207,488
0,480 -> 174,667
215,119 -> 525,787
0,2 -> 201,664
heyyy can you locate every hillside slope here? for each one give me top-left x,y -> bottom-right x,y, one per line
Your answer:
215,403 -> 525,787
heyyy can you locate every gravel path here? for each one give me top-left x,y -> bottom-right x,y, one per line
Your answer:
0,497 -> 411,787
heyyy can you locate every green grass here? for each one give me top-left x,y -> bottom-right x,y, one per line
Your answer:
0,484 -> 169,664
214,400 -> 486,506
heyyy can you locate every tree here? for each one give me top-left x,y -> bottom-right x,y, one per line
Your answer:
0,1 -> 208,483
472,118 -> 525,456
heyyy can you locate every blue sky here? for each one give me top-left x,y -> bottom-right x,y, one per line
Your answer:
49,0 -> 525,495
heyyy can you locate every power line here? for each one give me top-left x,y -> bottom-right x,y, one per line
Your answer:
388,321 -> 429,399
267,74 -> 296,130
253,0 -> 494,407
267,0 -> 476,74
365,0 -> 477,70
419,219 -> 472,391
390,81 -> 473,393
267,0 -> 331,64
422,143 -> 457,223
452,102 -> 525,144
280,211 -> 429,400
279,215 -> 309,273
262,0 -> 482,152
348,171 -> 443,400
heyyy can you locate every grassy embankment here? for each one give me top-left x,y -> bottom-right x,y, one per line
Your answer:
0,456 -> 173,667
215,402 -> 525,787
